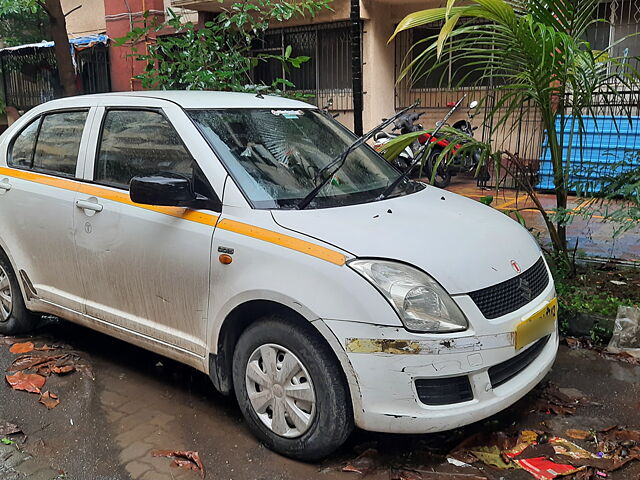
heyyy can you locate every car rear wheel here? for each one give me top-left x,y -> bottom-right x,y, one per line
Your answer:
232,315 -> 353,460
0,251 -> 39,335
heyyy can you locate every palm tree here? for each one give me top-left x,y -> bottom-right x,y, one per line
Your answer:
390,0 -> 639,271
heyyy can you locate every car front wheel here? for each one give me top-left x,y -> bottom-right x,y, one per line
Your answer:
232,315 -> 353,460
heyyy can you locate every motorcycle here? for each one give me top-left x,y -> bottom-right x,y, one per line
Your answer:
372,111 -> 424,170
418,99 -> 483,188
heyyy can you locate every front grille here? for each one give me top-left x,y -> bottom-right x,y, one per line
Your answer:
468,257 -> 549,319
415,376 -> 473,405
488,335 -> 550,388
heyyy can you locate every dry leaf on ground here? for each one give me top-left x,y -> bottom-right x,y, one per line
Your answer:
38,391 -> 60,409
151,450 -> 205,478
0,421 -> 21,436
9,342 -> 34,354
566,429 -> 592,440
5,372 -> 46,393
7,354 -> 64,373
35,345 -> 58,351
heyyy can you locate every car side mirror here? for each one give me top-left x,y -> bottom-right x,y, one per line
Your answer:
130,173 -> 197,207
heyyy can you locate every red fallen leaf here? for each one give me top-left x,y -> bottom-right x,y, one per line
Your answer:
50,365 -> 75,375
5,372 -> 46,393
9,342 -> 34,354
151,450 -> 205,478
39,391 -> 59,409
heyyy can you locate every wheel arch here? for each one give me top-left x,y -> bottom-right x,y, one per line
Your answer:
208,299 -> 363,423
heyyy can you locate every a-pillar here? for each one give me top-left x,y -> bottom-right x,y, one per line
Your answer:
104,0 -> 165,91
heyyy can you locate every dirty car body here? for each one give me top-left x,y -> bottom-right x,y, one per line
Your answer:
0,92 -> 558,459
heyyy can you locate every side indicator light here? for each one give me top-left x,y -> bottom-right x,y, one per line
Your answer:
219,254 -> 233,265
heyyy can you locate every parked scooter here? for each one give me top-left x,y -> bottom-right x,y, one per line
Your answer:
418,99 -> 482,188
372,111 -> 424,170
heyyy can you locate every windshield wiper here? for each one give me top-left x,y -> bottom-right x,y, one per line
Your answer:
297,100 -> 421,210
376,96 -> 466,201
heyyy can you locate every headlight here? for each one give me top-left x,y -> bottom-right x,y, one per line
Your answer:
349,259 -> 468,333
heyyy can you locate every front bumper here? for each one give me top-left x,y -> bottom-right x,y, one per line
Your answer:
323,284 -> 558,434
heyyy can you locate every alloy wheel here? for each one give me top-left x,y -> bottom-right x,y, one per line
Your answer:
245,343 -> 316,438
0,265 -> 12,322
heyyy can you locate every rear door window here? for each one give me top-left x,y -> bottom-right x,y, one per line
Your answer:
32,111 -> 88,177
9,119 -> 40,169
95,110 -> 195,190
8,111 -> 88,177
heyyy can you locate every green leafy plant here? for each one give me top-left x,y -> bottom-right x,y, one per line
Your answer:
1,437 -> 15,445
116,1 -> 331,93
385,0 -> 640,275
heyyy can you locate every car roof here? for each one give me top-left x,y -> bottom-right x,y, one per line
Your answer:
38,91 -> 317,110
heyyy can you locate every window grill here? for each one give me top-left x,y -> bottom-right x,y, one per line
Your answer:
252,21 -> 354,111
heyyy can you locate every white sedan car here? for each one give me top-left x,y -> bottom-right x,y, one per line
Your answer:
0,91 -> 558,460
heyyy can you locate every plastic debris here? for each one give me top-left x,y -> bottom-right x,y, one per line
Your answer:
342,448 -> 379,475
447,457 -> 471,467
607,305 -> 640,358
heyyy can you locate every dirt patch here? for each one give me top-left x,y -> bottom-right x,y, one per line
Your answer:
567,265 -> 640,302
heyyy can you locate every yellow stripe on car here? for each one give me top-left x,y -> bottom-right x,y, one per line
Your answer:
0,166 -> 345,265
217,219 -> 346,266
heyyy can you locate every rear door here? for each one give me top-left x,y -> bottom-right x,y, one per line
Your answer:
0,109 -> 94,312
73,100 -> 221,361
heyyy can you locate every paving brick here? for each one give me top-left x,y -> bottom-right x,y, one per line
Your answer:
149,412 -> 175,428
118,399 -> 144,415
125,460 -> 151,479
114,423 -> 158,445
140,471 -> 173,480
117,408 -> 161,431
99,389 -> 129,409
119,441 -> 152,464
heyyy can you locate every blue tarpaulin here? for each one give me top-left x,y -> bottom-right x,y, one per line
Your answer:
537,115 -> 640,191
0,34 -> 109,54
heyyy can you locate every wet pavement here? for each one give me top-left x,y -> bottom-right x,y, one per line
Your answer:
446,178 -> 640,264
2,319 -> 640,480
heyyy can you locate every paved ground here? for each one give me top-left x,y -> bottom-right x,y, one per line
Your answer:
446,177 -> 640,264
2,319 -> 640,480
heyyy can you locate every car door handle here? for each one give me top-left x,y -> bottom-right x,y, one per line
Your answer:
0,179 -> 11,192
76,199 -> 103,212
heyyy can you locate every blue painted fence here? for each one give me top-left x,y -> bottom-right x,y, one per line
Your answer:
537,115 -> 640,191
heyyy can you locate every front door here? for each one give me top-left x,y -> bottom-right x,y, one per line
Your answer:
73,107 -> 219,359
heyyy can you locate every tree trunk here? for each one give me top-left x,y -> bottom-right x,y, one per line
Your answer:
45,0 -> 77,97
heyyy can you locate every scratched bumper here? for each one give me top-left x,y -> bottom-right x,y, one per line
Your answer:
323,284 -> 558,434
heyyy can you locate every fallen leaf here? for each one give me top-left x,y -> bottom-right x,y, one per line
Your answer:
470,445 -> 517,469
390,469 -> 422,480
9,342 -> 34,354
567,429 -> 592,440
35,345 -> 57,351
342,448 -> 379,475
5,372 -> 46,393
0,421 -> 21,436
151,450 -> 205,478
50,365 -> 75,375
7,355 -> 64,373
38,391 -> 59,409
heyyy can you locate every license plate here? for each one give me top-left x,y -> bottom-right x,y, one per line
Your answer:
515,297 -> 558,350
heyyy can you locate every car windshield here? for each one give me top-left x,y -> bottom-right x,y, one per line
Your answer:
188,108 -> 421,209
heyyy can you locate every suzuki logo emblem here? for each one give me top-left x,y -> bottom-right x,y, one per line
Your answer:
511,260 -> 521,273
518,277 -> 532,301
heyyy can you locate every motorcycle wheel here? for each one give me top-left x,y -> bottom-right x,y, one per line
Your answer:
426,151 -> 452,188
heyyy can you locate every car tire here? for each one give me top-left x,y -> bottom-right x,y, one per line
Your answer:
0,250 -> 39,335
232,314 -> 353,461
